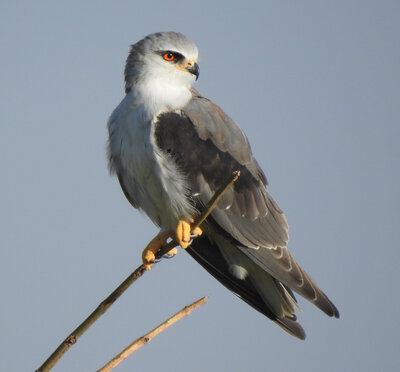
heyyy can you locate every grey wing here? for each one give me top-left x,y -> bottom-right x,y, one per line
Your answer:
155,92 -> 339,319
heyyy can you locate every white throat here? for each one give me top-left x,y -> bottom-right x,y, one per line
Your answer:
131,74 -> 193,118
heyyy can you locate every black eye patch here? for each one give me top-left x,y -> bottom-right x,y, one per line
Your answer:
159,50 -> 184,63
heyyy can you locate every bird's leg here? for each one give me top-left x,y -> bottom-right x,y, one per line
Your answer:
176,218 -> 203,249
142,220 -> 203,270
142,232 -> 177,270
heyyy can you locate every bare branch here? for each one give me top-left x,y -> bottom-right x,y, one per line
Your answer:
35,171 -> 240,372
97,296 -> 208,372
35,265 -> 147,372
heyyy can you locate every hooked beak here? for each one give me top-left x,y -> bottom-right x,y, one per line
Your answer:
186,62 -> 200,80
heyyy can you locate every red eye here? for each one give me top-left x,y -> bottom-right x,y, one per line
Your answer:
163,52 -> 175,61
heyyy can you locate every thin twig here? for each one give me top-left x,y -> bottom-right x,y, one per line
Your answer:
35,170 -> 240,372
97,296 -> 208,372
35,265 -> 147,372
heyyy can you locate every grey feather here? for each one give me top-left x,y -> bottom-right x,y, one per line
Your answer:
109,32 -> 339,340
154,93 -> 340,326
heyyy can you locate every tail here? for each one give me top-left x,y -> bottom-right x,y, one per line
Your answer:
187,234 -> 307,339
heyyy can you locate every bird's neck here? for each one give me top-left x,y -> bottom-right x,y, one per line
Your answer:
130,77 -> 193,118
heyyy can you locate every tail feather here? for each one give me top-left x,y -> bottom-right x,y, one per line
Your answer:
187,234 -> 307,339
275,317 -> 306,340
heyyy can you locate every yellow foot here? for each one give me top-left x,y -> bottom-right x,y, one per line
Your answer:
142,232 -> 176,270
191,226 -> 203,238
176,219 -> 203,249
164,247 -> 178,258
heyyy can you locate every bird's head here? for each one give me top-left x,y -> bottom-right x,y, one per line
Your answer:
124,32 -> 199,95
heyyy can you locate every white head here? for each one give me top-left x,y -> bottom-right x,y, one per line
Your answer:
124,32 -> 199,114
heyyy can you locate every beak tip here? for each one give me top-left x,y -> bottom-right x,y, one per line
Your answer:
188,62 -> 200,81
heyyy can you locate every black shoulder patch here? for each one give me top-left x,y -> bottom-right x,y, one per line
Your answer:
155,112 -> 261,190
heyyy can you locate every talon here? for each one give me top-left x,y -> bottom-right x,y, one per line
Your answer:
142,232 -> 171,270
164,247 -> 178,258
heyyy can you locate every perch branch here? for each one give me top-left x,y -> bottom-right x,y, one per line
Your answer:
35,170 -> 240,372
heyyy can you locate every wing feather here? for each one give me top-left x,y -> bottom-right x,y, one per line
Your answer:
154,92 -> 339,319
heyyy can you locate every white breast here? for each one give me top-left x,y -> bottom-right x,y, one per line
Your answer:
108,94 -> 196,231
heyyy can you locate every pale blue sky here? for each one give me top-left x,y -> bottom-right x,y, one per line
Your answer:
1,1 -> 399,371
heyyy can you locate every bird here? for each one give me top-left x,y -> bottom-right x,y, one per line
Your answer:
107,31 -> 339,339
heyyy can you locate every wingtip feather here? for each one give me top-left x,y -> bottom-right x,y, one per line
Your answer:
275,317 -> 306,340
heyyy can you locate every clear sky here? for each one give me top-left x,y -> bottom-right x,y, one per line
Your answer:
1,1 -> 399,371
